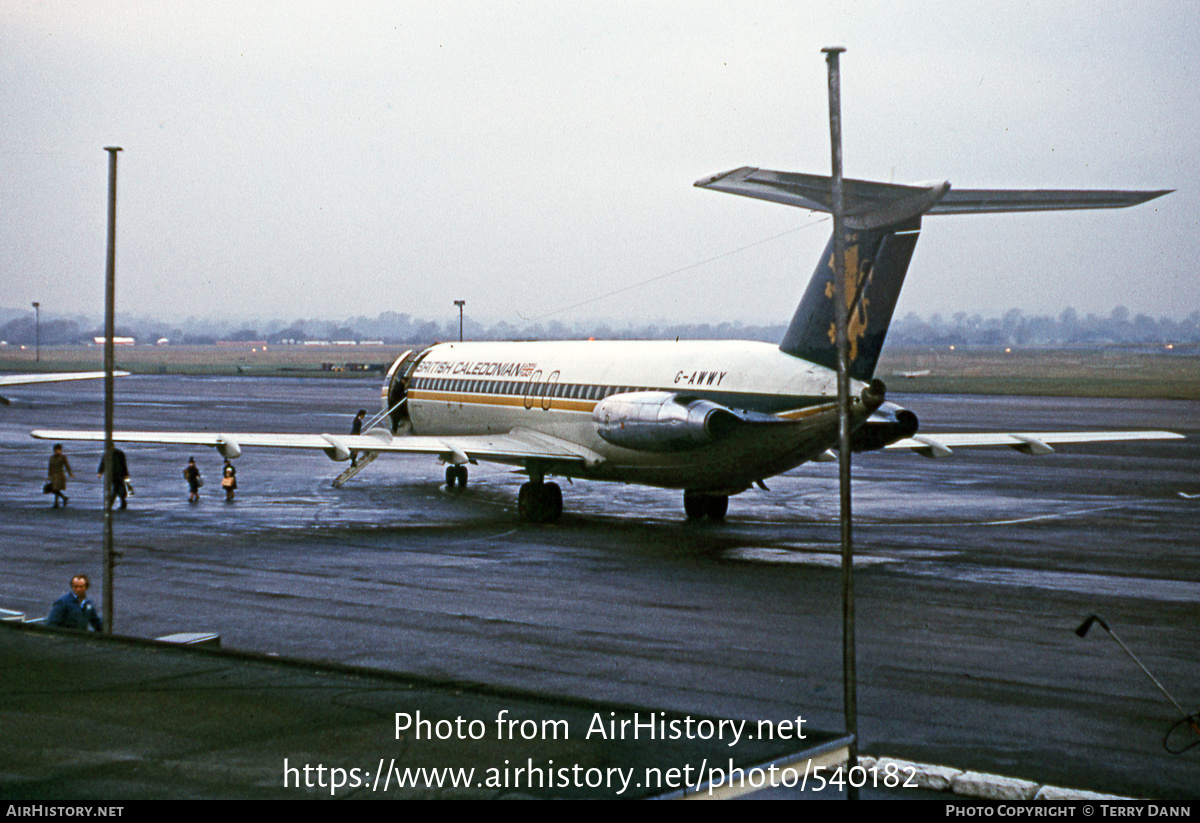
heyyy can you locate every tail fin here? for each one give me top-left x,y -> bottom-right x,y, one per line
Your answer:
780,221 -> 920,380
695,167 -> 1171,379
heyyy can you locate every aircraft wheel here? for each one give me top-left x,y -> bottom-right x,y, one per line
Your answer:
683,490 -> 706,521
705,494 -> 728,521
545,482 -> 563,519
518,482 -> 537,521
684,491 -> 728,521
446,465 -> 468,491
518,481 -> 562,523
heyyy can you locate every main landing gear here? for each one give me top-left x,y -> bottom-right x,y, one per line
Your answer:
445,464 -> 468,490
519,479 -> 563,524
683,490 -> 728,522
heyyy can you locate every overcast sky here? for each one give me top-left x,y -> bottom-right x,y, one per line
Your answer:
2,1 -> 1196,331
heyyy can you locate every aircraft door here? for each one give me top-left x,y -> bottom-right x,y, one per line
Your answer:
381,348 -> 430,432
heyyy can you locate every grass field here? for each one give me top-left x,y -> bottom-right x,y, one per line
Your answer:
0,344 -> 404,378
3,343 -> 1199,399
876,346 -> 1200,400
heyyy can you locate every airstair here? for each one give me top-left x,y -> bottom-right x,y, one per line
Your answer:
331,348 -> 428,487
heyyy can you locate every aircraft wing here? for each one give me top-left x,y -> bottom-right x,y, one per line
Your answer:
1,371 -> 130,387
1,371 -> 129,404
29,427 -> 602,467
884,430 -> 1184,458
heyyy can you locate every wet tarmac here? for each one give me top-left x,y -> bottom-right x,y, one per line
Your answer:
1,375 -> 1197,799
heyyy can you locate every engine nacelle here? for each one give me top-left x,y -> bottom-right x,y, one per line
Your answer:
851,401 -> 919,452
593,392 -> 742,452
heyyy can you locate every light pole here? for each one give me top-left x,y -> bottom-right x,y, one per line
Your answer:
102,146 -> 122,635
31,302 -> 40,362
823,45 -> 858,800
454,300 -> 465,342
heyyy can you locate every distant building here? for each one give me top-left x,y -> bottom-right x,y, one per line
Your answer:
322,362 -> 386,373
93,336 -> 135,345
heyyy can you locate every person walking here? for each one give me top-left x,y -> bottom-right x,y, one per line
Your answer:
221,460 -> 238,501
46,444 -> 73,508
350,409 -> 366,466
97,447 -> 130,510
184,457 -> 203,502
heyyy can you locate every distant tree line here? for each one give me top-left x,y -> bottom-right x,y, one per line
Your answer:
2,307 -> 1199,348
885,307 -> 1200,347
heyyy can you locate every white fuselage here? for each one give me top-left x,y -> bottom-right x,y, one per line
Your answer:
404,340 -> 870,492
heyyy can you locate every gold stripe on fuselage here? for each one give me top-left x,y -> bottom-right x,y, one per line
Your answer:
409,389 -> 832,419
409,390 -> 598,414
775,402 -> 837,420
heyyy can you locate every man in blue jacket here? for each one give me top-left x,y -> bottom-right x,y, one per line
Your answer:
47,574 -> 103,632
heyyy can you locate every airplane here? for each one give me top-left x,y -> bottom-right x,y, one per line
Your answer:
32,169 -> 1179,523
1,371 -> 128,406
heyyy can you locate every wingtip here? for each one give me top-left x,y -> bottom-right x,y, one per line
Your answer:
1130,189 -> 1174,206
694,166 -> 756,189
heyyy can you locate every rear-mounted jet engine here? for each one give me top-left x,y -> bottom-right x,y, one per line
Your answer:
593,392 -> 743,452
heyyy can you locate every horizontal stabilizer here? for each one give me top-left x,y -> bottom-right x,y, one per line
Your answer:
930,188 -> 1173,214
696,167 -> 1171,228
696,168 -> 948,230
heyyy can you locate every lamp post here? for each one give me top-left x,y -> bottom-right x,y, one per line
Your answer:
102,146 -> 122,635
454,300 -> 465,342
31,302 -> 39,362
822,45 -> 858,800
